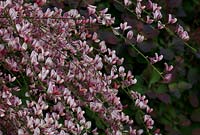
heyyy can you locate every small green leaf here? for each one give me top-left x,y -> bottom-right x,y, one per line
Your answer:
149,67 -> 161,87
131,76 -> 146,94
135,110 -> 143,125
142,65 -> 161,88
168,83 -> 178,92
178,81 -> 192,90
156,84 -> 168,93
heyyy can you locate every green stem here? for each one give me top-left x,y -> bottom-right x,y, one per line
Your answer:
112,26 -> 164,79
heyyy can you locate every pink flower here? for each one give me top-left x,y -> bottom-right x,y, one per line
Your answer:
100,8 -> 108,14
149,53 -> 163,64
67,9 -> 80,18
153,10 -> 162,20
152,3 -> 162,11
18,129 -> 24,135
44,8 -> 54,17
45,57 -> 54,67
136,34 -> 144,43
9,8 -> 17,20
33,127 -> 40,135
176,25 -> 190,40
47,81 -> 54,94
92,32 -> 100,43
8,74 -> 16,82
124,0 -> 132,6
164,63 -> 173,72
87,5 -> 96,15
137,129 -> 144,135
38,67 -> 49,81
35,0 -> 46,6
181,31 -> 190,40
5,57 -> 19,72
144,115 -> 154,129
30,51 -> 39,65
127,30 -> 133,40
146,16 -> 154,24
168,14 -> 177,24
135,1 -> 145,18
99,41 -> 107,53
157,21 -> 165,29
163,73 -> 173,83
120,22 -> 132,31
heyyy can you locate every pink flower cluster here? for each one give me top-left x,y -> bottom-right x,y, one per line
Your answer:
148,53 -> 174,82
123,0 -> 190,41
0,0 -> 155,134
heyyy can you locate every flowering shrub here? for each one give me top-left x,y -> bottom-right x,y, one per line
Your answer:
0,0 -> 193,135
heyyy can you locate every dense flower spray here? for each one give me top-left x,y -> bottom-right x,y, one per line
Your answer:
0,0 -> 154,134
0,0 -> 189,134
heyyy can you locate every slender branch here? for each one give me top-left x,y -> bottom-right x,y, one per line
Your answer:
113,0 -> 197,53
111,26 -> 164,79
